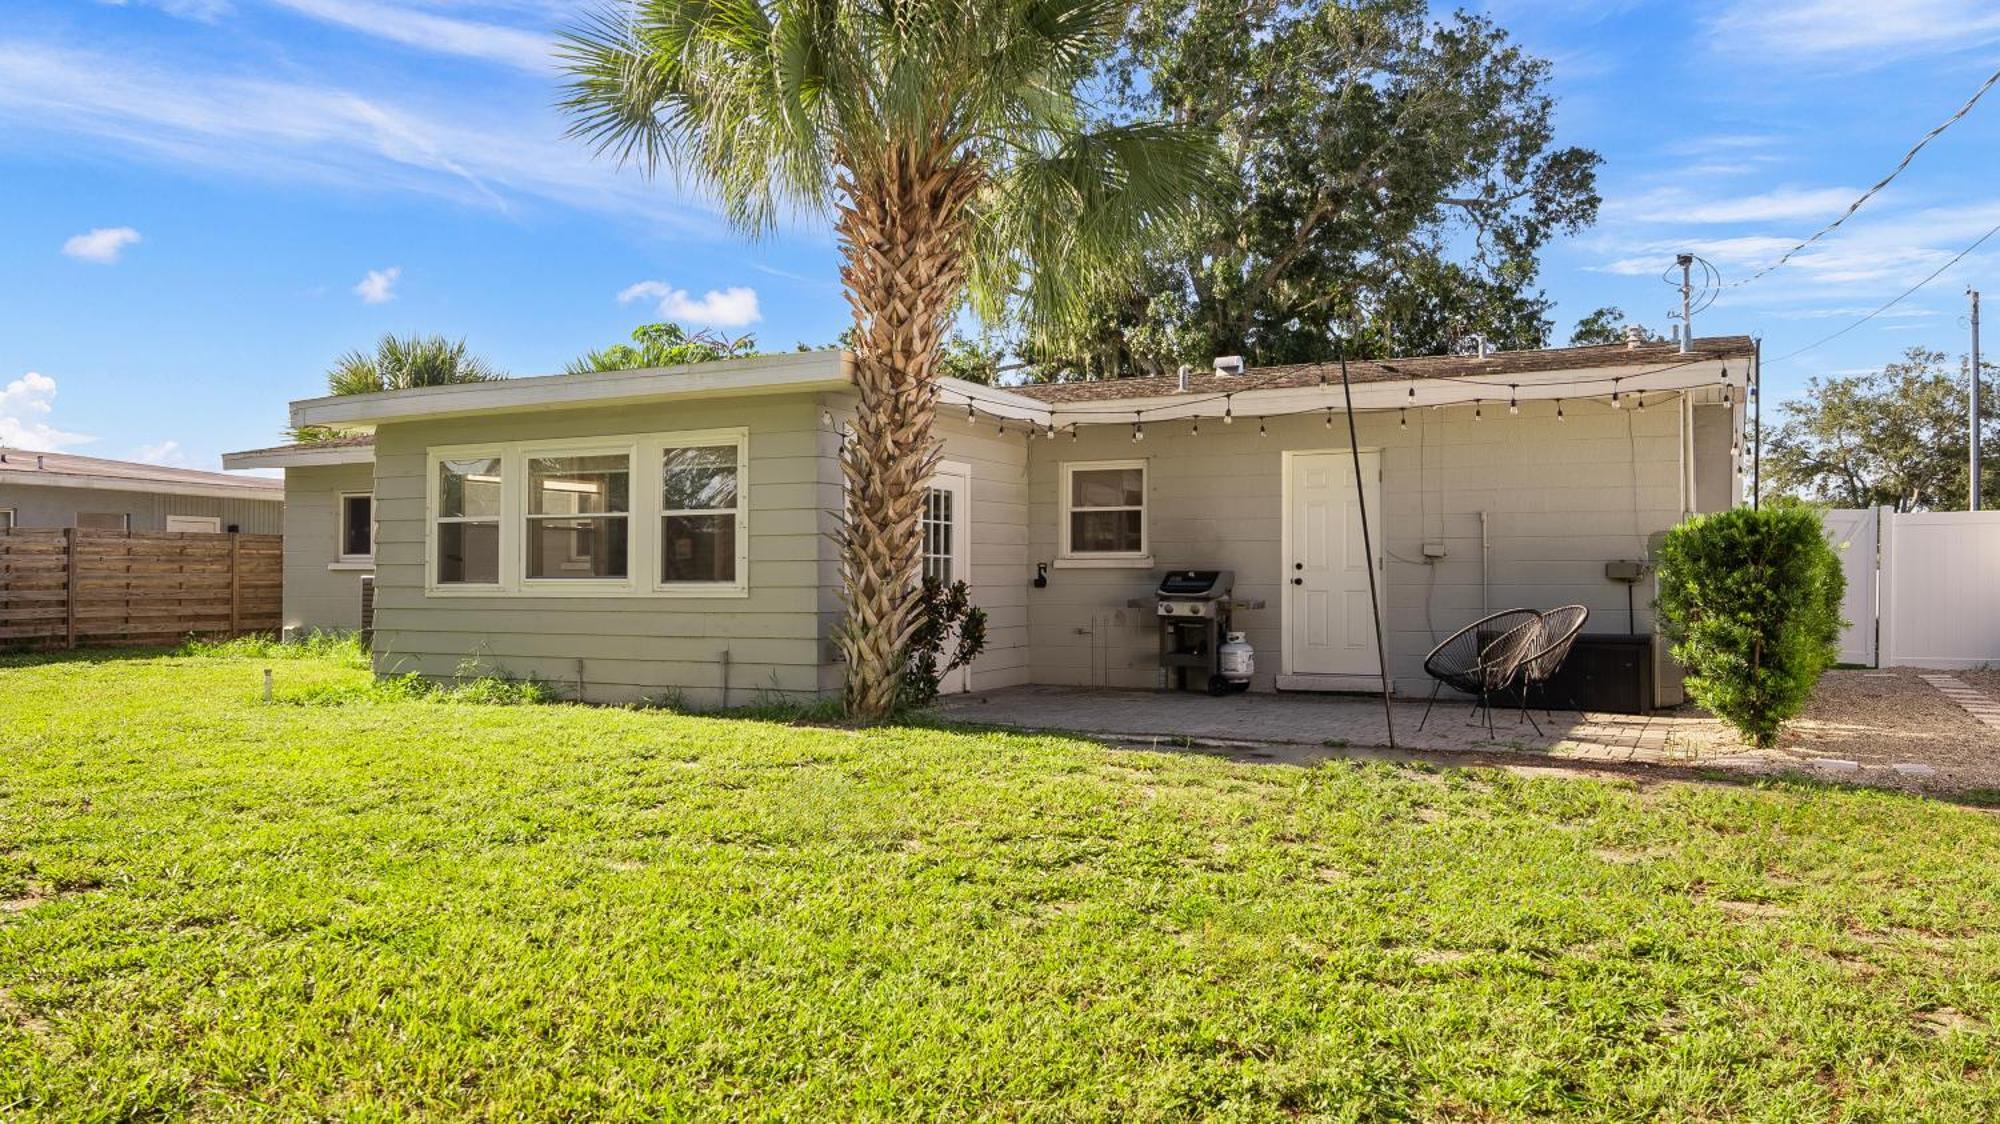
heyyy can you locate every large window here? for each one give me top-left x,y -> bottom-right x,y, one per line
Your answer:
424,430 -> 747,596
1060,461 -> 1147,561
527,454 -> 630,580
661,444 -> 740,585
436,456 -> 502,585
339,493 -> 374,561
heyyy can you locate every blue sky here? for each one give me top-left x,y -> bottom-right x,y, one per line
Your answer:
2,0 -> 1998,470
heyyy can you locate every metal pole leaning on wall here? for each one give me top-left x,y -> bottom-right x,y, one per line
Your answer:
1337,345 -> 1397,749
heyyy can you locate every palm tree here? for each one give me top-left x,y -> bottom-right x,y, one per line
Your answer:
326,334 -> 503,396
559,0 -> 1211,718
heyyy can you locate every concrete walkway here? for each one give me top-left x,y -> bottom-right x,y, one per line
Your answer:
1920,674 -> 2000,732
933,684 -> 1774,768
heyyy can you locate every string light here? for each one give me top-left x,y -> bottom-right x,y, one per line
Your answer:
1190,417 -> 1200,437
1070,425 -> 1078,442
1045,421 -> 1056,439
1131,421 -> 1143,443
1473,399 -> 1483,421
1399,408 -> 1408,429
1636,393 -> 1646,411
1324,406 -> 1334,429
1508,385 -> 1519,415
1556,399 -> 1566,421
1258,417 -> 1268,437
997,420 -> 1006,435
1610,379 -> 1623,409
966,400 -> 976,422
1223,397 -> 1234,424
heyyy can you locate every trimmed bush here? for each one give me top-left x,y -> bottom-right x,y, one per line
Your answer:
1656,502 -> 1845,748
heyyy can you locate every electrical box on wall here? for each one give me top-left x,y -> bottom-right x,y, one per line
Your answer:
1422,542 -> 1448,559
1605,560 -> 1647,583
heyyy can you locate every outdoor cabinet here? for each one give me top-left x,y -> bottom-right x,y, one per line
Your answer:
1525,633 -> 1656,715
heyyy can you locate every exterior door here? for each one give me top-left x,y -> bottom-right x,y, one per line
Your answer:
922,466 -> 972,694
1284,451 -> 1383,677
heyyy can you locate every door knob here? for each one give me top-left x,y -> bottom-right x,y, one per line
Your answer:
1293,562 -> 1303,570
1292,577 -> 1303,585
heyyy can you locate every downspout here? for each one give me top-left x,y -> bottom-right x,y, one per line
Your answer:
1479,511 -> 1489,618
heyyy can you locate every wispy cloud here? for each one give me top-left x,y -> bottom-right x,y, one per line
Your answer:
353,265 -> 400,303
1709,0 -> 2000,59
263,0 -> 555,72
0,372 -> 94,452
618,280 -> 761,326
0,38 -> 718,228
106,0 -> 237,21
1615,186 -> 1865,225
131,439 -> 188,466
61,225 -> 142,263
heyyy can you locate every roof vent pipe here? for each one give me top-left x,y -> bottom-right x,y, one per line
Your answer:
37,455 -> 45,470
1177,364 -> 1191,393
1213,355 -> 1245,377
1474,334 -> 1492,360
1625,325 -> 1646,350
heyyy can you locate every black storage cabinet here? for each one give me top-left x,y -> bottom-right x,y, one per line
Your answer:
1519,633 -> 1656,715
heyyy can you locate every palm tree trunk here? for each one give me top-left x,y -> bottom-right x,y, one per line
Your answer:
833,147 -> 982,718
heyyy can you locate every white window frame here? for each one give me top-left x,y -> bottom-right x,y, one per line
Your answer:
520,440 -> 637,592
0,508 -> 16,531
336,492 -> 375,565
656,430 -> 751,596
165,515 -> 223,533
422,427 -> 749,598
1057,459 -> 1151,568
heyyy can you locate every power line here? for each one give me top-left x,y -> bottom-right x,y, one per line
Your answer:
1766,218 -> 2000,366
1729,62 -> 2000,289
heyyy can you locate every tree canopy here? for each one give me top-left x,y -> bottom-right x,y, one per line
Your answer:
1026,0 -> 1600,376
1765,347 -> 1998,512
325,334 -> 502,396
565,323 -> 757,374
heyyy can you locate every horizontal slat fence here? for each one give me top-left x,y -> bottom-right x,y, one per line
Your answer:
0,529 -> 282,648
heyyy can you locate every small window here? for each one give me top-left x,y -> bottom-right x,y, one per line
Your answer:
339,493 -> 373,560
436,456 -> 502,585
165,515 -> 222,533
76,512 -> 130,532
526,453 -> 630,580
0,509 -> 13,531
660,443 -> 741,585
1061,462 -> 1147,558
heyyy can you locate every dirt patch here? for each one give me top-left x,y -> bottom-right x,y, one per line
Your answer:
0,988 -> 50,1034
0,891 -> 47,914
1712,899 -> 1792,920
1916,1007 -> 1988,1037
1665,669 -> 2000,793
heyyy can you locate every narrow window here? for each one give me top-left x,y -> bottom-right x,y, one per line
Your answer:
1063,463 -> 1146,557
0,509 -> 14,531
436,456 -> 502,584
526,454 -> 630,580
76,512 -> 130,532
339,493 -> 373,560
922,487 -> 953,584
660,444 -> 740,585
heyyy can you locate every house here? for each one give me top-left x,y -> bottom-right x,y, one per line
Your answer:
0,447 -> 283,535
223,335 -> 1753,707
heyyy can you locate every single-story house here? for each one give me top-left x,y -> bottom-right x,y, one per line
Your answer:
223,335 -> 1753,708
0,447 -> 283,534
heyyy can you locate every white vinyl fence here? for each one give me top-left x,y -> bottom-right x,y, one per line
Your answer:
1826,508 -> 2000,669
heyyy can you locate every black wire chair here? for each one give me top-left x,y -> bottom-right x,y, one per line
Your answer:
1417,608 -> 1546,738
1516,605 -> 1590,731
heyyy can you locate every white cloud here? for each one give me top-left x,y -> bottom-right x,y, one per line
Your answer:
131,439 -> 189,466
1709,0 -> 2000,59
103,0 -> 236,21
0,39 -> 721,229
1617,186 -> 1865,226
353,265 -> 401,304
61,225 -> 141,263
617,280 -> 762,326
263,0 -> 554,72
0,372 -> 94,452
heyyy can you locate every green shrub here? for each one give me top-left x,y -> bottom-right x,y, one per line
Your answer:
899,577 -> 988,710
1656,502 -> 1846,748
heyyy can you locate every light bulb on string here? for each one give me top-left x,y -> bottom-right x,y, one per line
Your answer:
1508,385 -> 1519,415
965,400 -> 976,423
1473,399 -> 1483,421
1069,425 -> 1078,442
1636,394 -> 1646,412
1555,399 -> 1565,422
1258,417 -> 1268,438
1190,417 -> 1200,437
1223,398 -> 1234,424
1131,422 -> 1142,444
1324,406 -> 1334,429
1610,379 -> 1622,409
1399,408 -> 1408,429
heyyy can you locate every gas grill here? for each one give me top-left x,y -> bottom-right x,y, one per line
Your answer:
1155,570 -> 1243,694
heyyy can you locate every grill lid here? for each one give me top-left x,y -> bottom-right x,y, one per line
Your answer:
1156,569 -> 1233,599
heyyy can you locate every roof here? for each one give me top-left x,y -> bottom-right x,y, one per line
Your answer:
222,433 -> 378,471
0,447 -> 284,501
1006,336 -> 1756,405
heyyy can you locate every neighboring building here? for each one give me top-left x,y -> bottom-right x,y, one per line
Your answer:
0,447 -> 283,535
224,337 -> 1753,708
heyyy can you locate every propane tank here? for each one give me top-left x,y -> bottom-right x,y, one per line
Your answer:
1218,631 -> 1254,687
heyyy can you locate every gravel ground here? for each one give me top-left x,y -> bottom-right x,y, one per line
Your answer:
1672,668 -> 2000,795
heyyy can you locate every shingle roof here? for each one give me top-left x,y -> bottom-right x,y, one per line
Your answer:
0,447 -> 283,494
1006,336 -> 1757,405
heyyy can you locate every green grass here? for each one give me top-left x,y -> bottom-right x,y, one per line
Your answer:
2,649 -> 1998,1120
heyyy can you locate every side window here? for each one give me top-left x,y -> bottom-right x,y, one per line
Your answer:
435,456 -> 502,585
1061,462 -> 1147,558
340,493 -> 374,559
660,442 -> 743,586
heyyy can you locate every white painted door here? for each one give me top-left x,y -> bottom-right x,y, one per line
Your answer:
922,467 -> 972,694
1284,451 -> 1382,676
165,515 -> 222,533
1821,507 -> 1877,666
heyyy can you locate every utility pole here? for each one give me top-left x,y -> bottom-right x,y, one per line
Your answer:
1972,288 -> 1983,511
1677,253 -> 1694,353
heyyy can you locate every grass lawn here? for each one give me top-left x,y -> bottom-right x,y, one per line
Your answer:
3,646 -> 1998,1120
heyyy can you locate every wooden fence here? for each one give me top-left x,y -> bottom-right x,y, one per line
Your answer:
0,529 -> 282,649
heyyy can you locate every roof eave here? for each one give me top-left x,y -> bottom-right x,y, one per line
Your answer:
0,471 -> 284,502
221,445 -> 377,470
